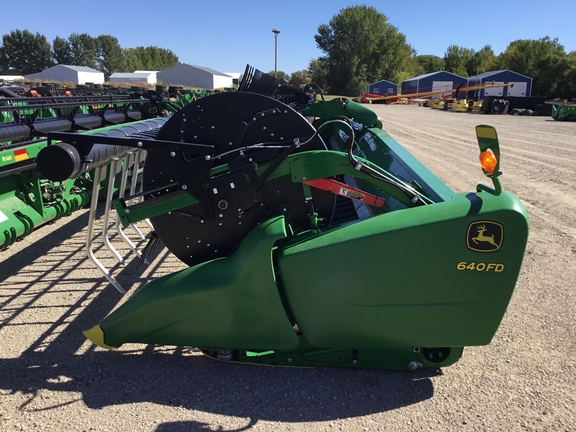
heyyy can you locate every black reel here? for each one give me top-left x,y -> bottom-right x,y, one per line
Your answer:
143,92 -> 336,266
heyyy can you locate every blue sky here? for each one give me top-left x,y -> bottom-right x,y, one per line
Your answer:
2,0 -> 575,74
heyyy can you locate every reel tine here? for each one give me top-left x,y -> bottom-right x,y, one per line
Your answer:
115,152 -> 145,260
128,150 -> 147,240
86,165 -> 126,294
102,159 -> 125,265
143,218 -> 154,231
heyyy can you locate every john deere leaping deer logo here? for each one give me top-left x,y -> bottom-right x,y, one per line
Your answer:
466,221 -> 503,252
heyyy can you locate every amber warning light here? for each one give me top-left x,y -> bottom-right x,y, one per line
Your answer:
479,149 -> 497,176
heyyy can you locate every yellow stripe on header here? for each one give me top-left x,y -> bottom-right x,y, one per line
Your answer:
476,126 -> 497,140
14,148 -> 29,162
14,153 -> 29,162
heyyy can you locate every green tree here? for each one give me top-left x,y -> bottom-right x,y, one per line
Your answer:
0,29 -> 52,74
308,58 -> 329,90
151,46 -> 179,70
289,69 -> 312,87
313,5 -> 411,96
123,46 -> 178,71
97,35 -> 125,79
396,47 -> 423,83
52,35 -> 73,65
123,48 -> 143,72
444,45 -> 474,77
416,54 -> 444,74
267,70 -> 289,83
558,51 -> 576,100
498,36 -> 569,97
466,45 -> 497,76
68,33 -> 98,69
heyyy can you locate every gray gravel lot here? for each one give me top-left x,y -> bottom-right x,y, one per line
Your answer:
0,104 -> 574,431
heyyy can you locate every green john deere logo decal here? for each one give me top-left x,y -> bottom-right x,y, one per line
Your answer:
467,221 -> 503,252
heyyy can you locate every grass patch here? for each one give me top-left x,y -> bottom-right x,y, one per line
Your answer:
323,94 -> 359,101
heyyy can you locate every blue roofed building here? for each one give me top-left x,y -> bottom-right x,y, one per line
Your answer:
401,71 -> 467,98
466,70 -> 532,98
367,79 -> 398,96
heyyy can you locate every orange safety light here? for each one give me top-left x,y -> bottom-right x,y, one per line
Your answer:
30,89 -> 40,97
65,90 -> 72,96
479,149 -> 497,176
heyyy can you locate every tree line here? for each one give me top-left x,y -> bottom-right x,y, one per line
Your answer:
307,6 -> 576,99
2,12 -> 575,99
0,30 -> 179,79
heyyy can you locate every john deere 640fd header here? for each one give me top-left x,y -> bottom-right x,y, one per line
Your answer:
35,67 -> 528,371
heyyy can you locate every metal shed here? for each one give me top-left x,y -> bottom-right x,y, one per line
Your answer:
109,72 -> 157,85
402,71 -> 467,98
466,70 -> 532,98
367,79 -> 398,96
157,64 -> 232,90
0,75 -> 24,82
135,70 -> 158,84
24,65 -> 104,85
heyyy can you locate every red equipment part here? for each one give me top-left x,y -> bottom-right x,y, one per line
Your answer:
303,178 -> 385,207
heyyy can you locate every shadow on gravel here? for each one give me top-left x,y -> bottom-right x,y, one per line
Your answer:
0,206 -> 440,425
156,419 -> 257,431
0,349 -> 439,423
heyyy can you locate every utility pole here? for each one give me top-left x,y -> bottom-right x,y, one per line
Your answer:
272,29 -> 280,79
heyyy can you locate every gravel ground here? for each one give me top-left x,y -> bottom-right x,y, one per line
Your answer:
0,105 -> 574,431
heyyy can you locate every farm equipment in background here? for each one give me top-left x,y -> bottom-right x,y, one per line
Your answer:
37,66 -> 529,371
552,101 -> 576,121
361,82 -> 520,114
0,85 -> 203,248
482,96 -> 551,116
361,81 -> 514,106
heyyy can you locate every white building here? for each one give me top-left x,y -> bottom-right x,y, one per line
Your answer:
134,70 -> 158,84
0,75 -> 25,82
25,65 -> 104,85
157,64 -> 232,90
109,71 -> 157,85
225,72 -> 242,86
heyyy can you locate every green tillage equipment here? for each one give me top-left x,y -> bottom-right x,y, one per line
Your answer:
39,92 -> 529,371
0,161 -> 88,247
150,89 -> 209,115
0,90 -> 198,247
552,102 -> 576,121
0,117 -> 168,248
0,94 -> 154,143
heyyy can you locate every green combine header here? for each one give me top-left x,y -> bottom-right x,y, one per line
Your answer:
34,66 -> 529,371
552,101 -> 576,121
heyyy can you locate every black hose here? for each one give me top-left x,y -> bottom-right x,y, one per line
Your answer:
0,87 -> 20,98
337,120 -> 429,206
303,83 -> 325,102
